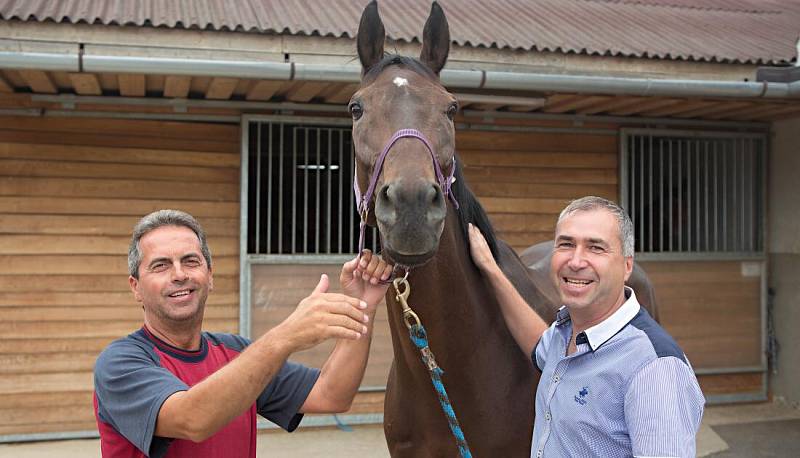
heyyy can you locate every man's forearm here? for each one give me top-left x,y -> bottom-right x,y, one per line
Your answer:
300,309 -> 376,413
484,267 -> 548,357
155,327 -> 293,442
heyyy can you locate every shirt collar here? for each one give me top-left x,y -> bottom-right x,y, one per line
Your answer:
555,287 -> 641,351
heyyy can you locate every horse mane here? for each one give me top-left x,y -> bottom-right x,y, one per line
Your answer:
451,155 -> 500,261
363,54 -> 438,84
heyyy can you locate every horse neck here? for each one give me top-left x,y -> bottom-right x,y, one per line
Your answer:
385,207 -> 512,369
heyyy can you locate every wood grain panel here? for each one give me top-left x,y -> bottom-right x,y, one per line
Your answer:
463,165 -> 617,185
0,158 -> 238,182
639,260 -> 761,369
0,196 -> 238,218
0,176 -> 238,200
458,150 -> 617,168
456,130 -> 616,152
0,215 -> 237,237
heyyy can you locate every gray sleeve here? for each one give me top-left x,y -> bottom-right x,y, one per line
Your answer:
256,361 -> 321,432
94,340 -> 188,456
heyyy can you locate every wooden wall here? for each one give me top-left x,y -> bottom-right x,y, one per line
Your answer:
456,129 -> 618,251
0,116 -> 240,436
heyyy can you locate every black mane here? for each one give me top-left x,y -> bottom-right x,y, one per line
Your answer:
452,154 -> 500,260
363,54 -> 438,84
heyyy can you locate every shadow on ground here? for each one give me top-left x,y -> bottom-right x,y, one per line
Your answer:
707,419 -> 800,457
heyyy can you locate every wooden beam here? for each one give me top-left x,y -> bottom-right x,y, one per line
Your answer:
544,96 -> 612,114
68,73 -> 102,96
205,77 -> 238,100
285,82 -> 330,102
320,83 -> 358,104
542,94 -> 583,112
614,98 -> 683,116
0,73 -> 12,93
245,80 -> 284,101
162,76 -> 191,98
746,104 -> 800,121
672,102 -> 753,119
638,100 -> 712,117
576,96 -> 647,115
708,103 -> 784,120
117,74 -> 145,97
18,70 -> 57,93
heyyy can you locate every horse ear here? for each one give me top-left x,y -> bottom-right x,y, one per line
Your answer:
419,2 -> 450,75
357,0 -> 385,74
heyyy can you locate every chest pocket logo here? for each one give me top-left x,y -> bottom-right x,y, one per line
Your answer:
574,386 -> 589,405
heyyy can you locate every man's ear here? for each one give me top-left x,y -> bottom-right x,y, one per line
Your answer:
623,257 -> 634,282
129,275 -> 142,302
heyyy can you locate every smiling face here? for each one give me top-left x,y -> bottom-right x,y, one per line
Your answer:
550,208 -> 633,319
129,225 -> 213,329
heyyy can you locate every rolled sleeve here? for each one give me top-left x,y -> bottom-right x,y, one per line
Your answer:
625,356 -> 705,458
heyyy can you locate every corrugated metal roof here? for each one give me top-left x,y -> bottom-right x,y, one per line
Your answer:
0,0 -> 798,64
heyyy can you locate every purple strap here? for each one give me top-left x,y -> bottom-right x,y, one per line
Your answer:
354,128 -> 459,256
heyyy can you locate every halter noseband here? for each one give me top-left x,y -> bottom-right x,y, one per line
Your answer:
353,128 -> 460,257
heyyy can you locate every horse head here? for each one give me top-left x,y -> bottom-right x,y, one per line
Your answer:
352,1 -> 458,267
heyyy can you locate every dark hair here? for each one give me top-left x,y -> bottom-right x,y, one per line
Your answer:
451,155 -> 499,260
128,209 -> 212,278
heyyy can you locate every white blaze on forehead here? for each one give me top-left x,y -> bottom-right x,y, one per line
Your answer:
393,76 -> 409,88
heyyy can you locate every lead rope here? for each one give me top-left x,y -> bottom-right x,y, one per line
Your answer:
393,275 -> 473,458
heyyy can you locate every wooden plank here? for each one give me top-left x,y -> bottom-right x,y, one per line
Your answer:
0,158 -> 239,183
642,100 -> 714,117
0,420 -> 98,436
0,337 -> 115,355
0,129 -> 238,154
748,104 -> 800,121
68,73 -> 102,95
0,176 -> 239,201
0,214 -> 237,237
0,390 -> 92,409
118,74 -> 145,97
544,96 -> 612,114
0,234 -> 238,256
456,130 -> 616,153
321,83 -> 358,104
205,77 -> 238,100
697,373 -> 763,396
1,403 -> 96,426
245,80 -> 284,101
462,165 -> 617,185
0,371 -> 94,394
576,96 -> 649,115
613,98 -> 683,116
17,70 -> 57,93
0,196 -> 238,218
2,303 -> 237,323
672,101 -> 753,119
0,291 -> 238,307
489,213 -> 558,232
0,116 -> 238,142
0,255 -> 238,275
286,82 -> 331,103
163,75 -> 192,98
458,150 -> 616,168
479,197 -> 571,214
471,181 -> 617,200
0,73 -> 13,93
0,318 -> 236,340
495,231 -> 553,248
0,274 -> 237,293
0,142 -> 239,167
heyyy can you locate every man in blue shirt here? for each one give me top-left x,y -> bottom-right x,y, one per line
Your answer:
468,196 -> 704,457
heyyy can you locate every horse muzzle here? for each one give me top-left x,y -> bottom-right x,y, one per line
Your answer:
375,180 -> 447,266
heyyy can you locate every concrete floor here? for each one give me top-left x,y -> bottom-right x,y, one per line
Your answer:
1,401 -> 798,457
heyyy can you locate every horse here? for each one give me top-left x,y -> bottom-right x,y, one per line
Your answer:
351,2 -> 659,456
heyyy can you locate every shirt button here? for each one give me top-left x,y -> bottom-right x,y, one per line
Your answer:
536,450 -> 543,458
545,411 -> 551,421
553,375 -> 560,383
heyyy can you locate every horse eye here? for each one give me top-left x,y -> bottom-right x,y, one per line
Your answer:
446,103 -> 458,120
349,102 -> 363,120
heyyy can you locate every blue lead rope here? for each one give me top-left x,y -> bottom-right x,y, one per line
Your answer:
408,323 -> 473,458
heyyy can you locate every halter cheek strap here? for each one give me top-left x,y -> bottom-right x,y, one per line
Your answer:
353,128 -> 460,256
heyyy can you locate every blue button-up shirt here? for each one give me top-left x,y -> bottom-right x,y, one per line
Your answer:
531,288 -> 704,458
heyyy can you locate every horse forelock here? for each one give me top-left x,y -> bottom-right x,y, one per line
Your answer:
451,155 -> 500,261
362,54 -> 438,85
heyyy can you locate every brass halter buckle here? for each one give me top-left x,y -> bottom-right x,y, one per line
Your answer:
392,275 -> 420,330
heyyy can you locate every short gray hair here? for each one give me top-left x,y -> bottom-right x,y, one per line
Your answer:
128,209 -> 212,278
557,196 -> 635,257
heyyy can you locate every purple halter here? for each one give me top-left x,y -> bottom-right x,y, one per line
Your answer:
354,128 -> 459,257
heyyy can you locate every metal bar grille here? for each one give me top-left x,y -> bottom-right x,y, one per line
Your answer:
247,121 -> 378,255
623,130 -> 765,256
